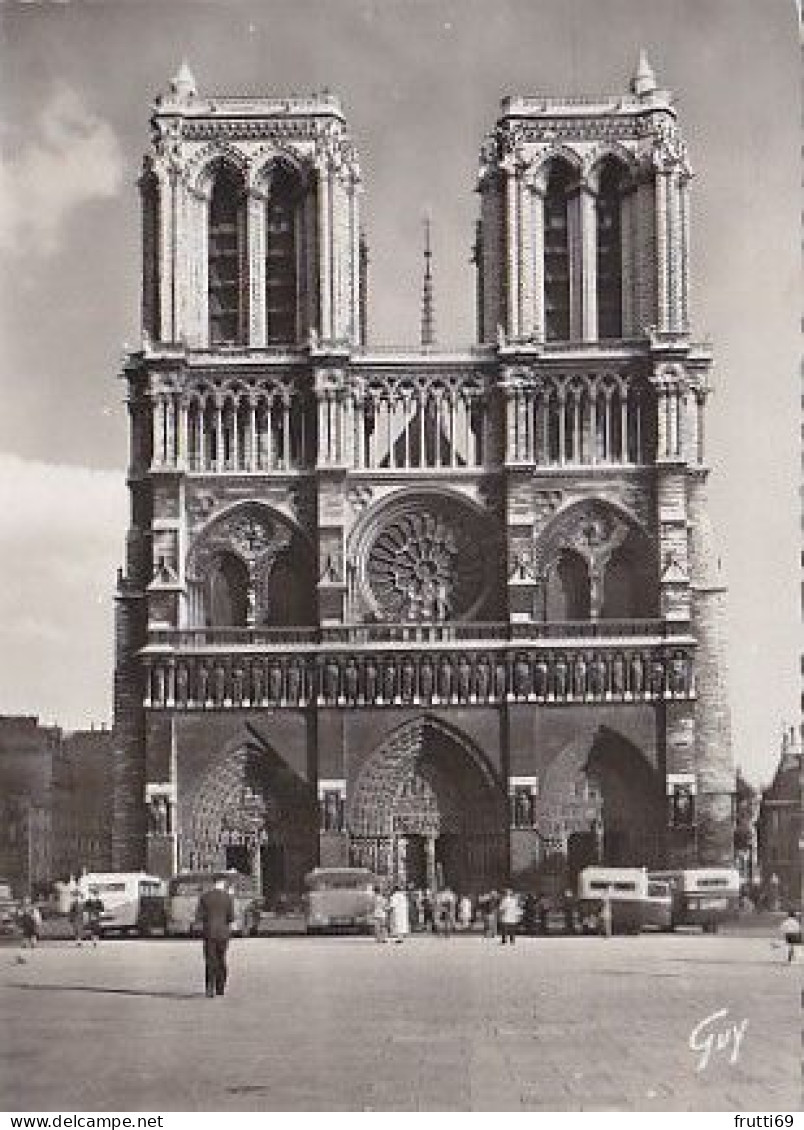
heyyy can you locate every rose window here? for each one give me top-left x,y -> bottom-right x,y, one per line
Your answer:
366,502 -> 486,621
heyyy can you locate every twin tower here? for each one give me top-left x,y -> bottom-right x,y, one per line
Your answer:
113,57 -> 733,898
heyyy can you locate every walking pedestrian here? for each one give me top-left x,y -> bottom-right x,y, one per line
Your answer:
372,887 -> 389,943
481,890 -> 499,939
422,888 -> 434,933
779,909 -> 802,963
198,877 -> 235,997
457,893 -> 473,931
388,887 -> 410,944
69,890 -> 85,946
84,891 -> 105,946
19,898 -> 41,949
498,889 -> 521,945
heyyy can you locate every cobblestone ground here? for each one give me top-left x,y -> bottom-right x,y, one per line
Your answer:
1,932 -> 800,1111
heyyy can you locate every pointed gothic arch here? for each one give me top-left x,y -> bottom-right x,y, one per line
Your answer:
346,716 -> 507,892
185,501 -> 315,628
534,498 -> 656,621
181,729 -> 317,898
206,160 -> 248,345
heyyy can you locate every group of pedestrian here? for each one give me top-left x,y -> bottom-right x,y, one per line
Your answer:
477,889 -> 523,943
373,885 -> 484,940
68,890 -> 104,946
372,886 -> 410,943
370,885 -> 525,944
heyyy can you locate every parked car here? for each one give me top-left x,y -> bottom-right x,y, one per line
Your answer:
0,898 -> 19,936
35,903 -> 76,940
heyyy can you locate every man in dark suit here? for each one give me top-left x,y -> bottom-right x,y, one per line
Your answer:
198,878 -> 235,998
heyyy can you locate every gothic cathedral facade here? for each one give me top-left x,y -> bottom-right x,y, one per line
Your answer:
113,57 -> 734,897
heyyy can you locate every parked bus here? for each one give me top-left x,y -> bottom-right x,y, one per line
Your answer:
577,867 -> 672,934
649,868 -> 740,932
303,867 -> 377,934
165,870 -> 257,937
78,872 -> 166,937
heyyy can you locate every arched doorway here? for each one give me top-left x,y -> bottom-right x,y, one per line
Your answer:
586,728 -> 665,867
207,551 -> 250,627
536,726 -> 664,891
182,738 -> 317,904
347,717 -> 507,894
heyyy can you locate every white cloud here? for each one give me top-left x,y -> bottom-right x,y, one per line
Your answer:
0,453 -> 126,729
0,86 -> 124,257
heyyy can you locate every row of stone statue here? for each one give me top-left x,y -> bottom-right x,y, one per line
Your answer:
145,648 -> 693,708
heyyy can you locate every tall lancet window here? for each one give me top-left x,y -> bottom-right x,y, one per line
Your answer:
208,164 -> 247,345
596,162 -> 624,339
543,162 -> 572,342
265,166 -> 300,345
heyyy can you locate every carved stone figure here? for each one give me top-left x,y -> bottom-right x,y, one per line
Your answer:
474,656 -> 490,702
232,664 -> 245,706
267,661 -> 282,703
364,657 -> 378,703
514,656 -> 531,699
322,790 -> 342,832
573,654 -> 587,699
515,789 -> 532,828
197,662 -> 209,705
534,658 -> 549,699
383,658 -> 397,703
246,660 -> 261,704
457,656 -> 472,701
212,663 -> 227,705
344,658 -> 359,703
438,656 -> 453,701
419,659 -> 434,702
589,654 -> 607,698
176,663 -> 189,706
401,658 -> 416,702
554,656 -> 568,699
630,653 -> 645,696
324,658 -> 341,702
492,659 -> 505,700
669,654 -> 687,696
286,659 -> 301,704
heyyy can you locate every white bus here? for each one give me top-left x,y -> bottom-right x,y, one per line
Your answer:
649,868 -> 740,932
303,867 -> 377,934
577,867 -> 672,934
78,872 -> 166,937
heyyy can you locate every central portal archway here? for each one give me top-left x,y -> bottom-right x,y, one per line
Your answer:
347,718 -> 507,893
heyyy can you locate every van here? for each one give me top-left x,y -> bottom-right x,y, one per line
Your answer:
649,868 -> 740,932
577,866 -> 672,934
303,867 -> 377,934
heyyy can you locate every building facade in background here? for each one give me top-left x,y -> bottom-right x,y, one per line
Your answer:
113,57 -> 734,898
757,728 -> 802,909
0,717 -> 113,895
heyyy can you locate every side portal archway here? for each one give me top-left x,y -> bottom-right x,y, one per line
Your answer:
181,737 -> 317,902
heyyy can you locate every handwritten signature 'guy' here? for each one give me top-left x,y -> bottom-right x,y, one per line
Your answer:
688,1008 -> 749,1072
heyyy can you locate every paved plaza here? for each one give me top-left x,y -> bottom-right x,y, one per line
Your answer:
1,932 -> 800,1112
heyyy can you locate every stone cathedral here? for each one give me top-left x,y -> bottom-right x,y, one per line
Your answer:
113,56 -> 734,898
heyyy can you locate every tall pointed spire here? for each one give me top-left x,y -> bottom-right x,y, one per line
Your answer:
170,60 -> 197,101
420,213 -> 435,348
631,49 -> 657,98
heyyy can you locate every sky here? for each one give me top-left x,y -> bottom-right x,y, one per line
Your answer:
0,0 -> 799,785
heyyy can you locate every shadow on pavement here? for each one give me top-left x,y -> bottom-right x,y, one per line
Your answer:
5,982 -> 201,1000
